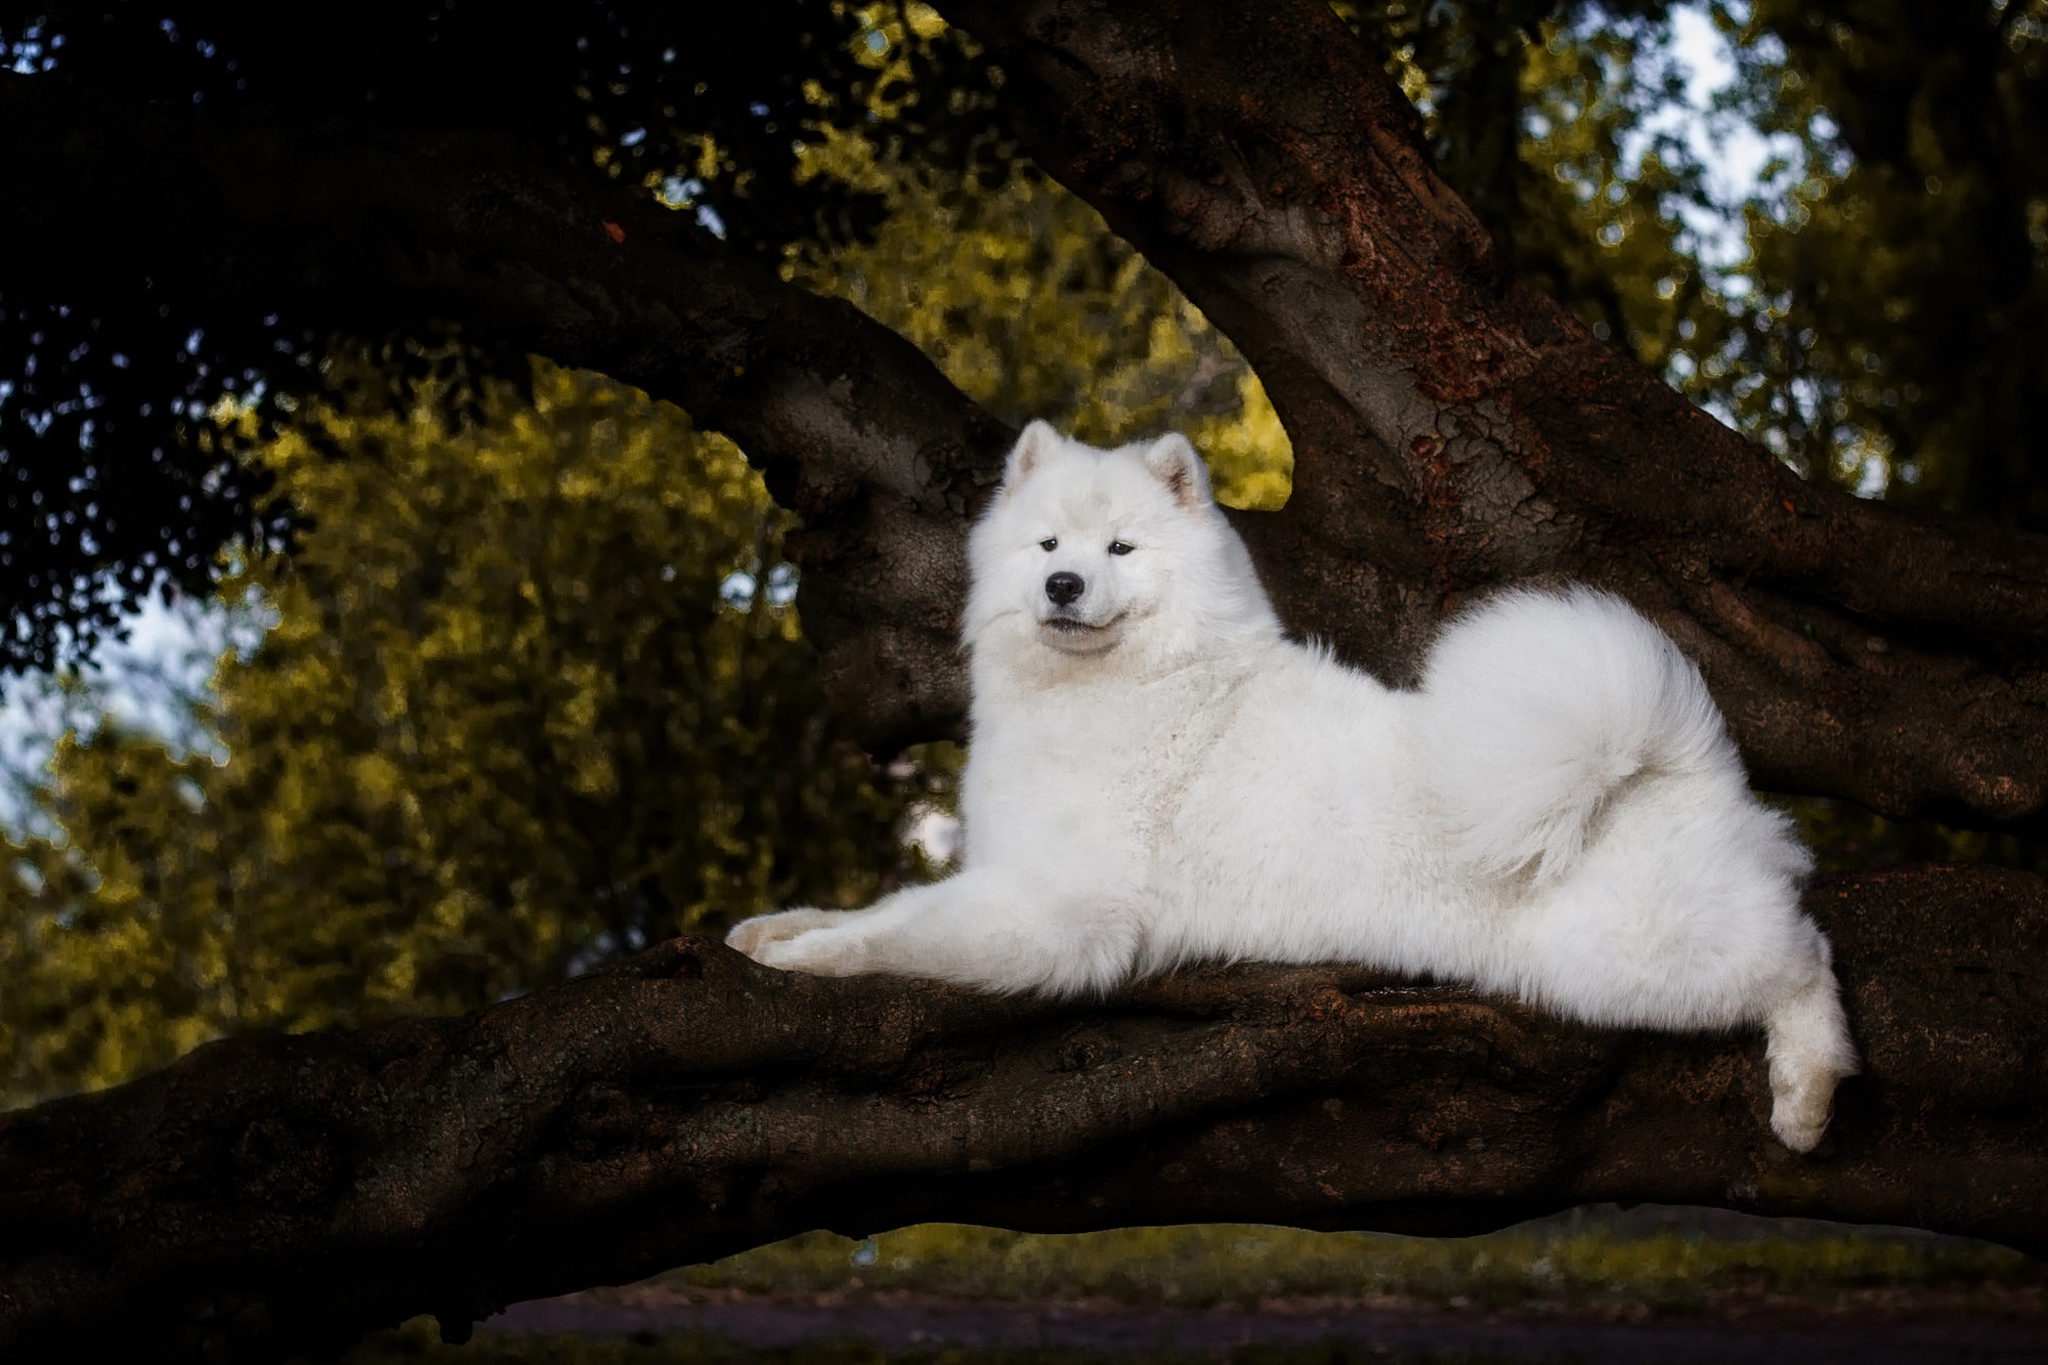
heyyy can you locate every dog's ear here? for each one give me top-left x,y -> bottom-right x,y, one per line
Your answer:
1004,421 -> 1060,491
1143,433 -> 1213,509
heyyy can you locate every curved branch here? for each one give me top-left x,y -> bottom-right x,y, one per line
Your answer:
12,21 -> 2048,820
937,0 -> 2048,828
8,32 -> 2047,1365
1,866 -> 2045,1362
0,71 -> 1000,748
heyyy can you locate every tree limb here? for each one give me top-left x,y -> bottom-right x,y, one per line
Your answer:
10,60 -> 2048,820
0,71 -> 1008,749
938,0 -> 2048,829
1,865 -> 2043,1362
10,56 -> 2048,818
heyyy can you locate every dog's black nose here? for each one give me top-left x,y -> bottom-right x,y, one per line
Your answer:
1045,571 -> 1085,606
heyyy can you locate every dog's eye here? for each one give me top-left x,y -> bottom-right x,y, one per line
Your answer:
1108,540 -> 1134,556
1039,537 -> 1058,552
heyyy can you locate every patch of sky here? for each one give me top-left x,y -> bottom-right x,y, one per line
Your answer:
3,21 -> 62,74
1618,3 -> 1810,278
657,174 -> 701,208
718,561 -> 799,612
1576,1 -> 1838,437
0,587 -> 274,836
906,802 -> 961,869
656,175 -> 728,238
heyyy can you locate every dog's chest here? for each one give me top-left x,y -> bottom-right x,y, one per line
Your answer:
964,668 -> 1248,854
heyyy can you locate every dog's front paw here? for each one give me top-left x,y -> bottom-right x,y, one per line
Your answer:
751,924 -> 871,978
726,908 -> 839,960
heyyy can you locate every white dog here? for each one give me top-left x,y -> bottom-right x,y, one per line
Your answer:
729,423 -> 1857,1151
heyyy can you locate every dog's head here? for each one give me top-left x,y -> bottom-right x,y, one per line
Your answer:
963,422 -> 1278,670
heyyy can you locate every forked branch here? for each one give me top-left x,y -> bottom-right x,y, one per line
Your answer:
940,0 -> 2048,828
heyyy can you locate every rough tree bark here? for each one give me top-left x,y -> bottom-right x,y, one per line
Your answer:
3,869 -> 2045,1361
939,0 -> 2048,831
2,1 -> 2047,1359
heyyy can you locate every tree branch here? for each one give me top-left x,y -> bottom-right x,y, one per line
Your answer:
1,866 -> 2043,1362
938,0 -> 2048,829
11,54 -> 2048,819
9,27 -> 2048,1365
0,72 -> 1005,749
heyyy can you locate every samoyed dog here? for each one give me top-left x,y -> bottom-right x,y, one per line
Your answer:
729,422 -> 1857,1151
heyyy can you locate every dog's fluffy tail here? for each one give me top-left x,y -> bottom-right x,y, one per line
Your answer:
1418,586 -> 1733,882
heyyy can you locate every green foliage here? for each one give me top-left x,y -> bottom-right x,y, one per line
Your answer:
0,0 -> 1011,670
788,136 -> 1292,510
0,366 -> 915,1103
1707,0 -> 2048,519
1358,0 -> 2048,522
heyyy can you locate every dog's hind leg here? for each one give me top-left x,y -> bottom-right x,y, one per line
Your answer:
1507,851 -> 1855,1152
1764,967 -> 1858,1152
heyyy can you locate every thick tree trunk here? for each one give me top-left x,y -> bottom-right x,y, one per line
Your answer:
2,868 -> 2043,1362
937,0 -> 2048,832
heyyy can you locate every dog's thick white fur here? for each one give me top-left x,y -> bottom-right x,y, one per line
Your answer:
730,423 -> 1858,1151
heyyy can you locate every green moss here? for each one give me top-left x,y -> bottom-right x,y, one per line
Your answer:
655,1214 -> 2035,1312
333,1215 -> 2041,1363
